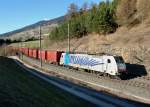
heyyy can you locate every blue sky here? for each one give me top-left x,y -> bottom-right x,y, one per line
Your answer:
0,0 -> 105,34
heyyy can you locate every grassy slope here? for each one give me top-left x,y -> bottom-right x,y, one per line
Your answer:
10,40 -> 42,48
0,57 -> 94,107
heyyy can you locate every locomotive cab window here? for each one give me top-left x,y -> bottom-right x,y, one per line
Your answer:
114,56 -> 124,63
107,59 -> 111,63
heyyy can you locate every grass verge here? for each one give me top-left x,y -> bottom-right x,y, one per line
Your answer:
0,56 -> 95,107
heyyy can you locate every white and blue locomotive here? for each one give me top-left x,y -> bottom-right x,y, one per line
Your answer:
60,53 -> 127,76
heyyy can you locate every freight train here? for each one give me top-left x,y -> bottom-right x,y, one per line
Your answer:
17,48 -> 127,77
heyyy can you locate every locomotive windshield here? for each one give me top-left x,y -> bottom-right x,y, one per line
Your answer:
114,56 -> 124,63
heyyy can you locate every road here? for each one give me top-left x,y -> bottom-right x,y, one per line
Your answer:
10,56 -> 150,107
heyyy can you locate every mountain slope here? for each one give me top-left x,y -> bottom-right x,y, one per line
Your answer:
0,16 -> 66,40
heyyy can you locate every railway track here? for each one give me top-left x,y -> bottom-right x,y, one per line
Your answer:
62,66 -> 150,90
97,75 -> 150,90
21,55 -> 150,90
87,73 -> 150,90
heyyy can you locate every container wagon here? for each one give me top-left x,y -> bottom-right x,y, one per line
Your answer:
32,49 -> 38,59
46,51 -> 63,64
38,50 -> 47,61
24,48 -> 29,56
29,49 -> 33,58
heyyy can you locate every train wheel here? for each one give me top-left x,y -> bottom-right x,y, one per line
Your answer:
103,73 -> 108,77
98,72 -> 104,76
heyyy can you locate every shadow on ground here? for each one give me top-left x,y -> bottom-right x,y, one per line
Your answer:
0,100 -> 18,107
120,63 -> 147,80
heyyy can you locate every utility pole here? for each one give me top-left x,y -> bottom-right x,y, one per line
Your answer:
39,25 -> 42,68
68,23 -> 70,53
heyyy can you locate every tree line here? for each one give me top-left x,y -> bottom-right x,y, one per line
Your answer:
0,38 -> 23,46
49,0 -> 119,41
0,37 -> 38,46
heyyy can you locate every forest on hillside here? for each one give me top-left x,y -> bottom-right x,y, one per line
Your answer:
49,0 -> 150,41
49,0 -> 119,41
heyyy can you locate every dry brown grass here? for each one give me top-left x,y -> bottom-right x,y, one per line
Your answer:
136,0 -> 150,22
116,0 -> 137,26
116,0 -> 150,26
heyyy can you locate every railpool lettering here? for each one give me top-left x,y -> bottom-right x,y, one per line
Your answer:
70,55 -> 104,66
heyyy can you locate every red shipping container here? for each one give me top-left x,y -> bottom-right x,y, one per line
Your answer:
23,48 -> 26,53
38,50 -> 47,60
19,48 -> 22,52
19,48 -> 23,52
24,48 -> 29,56
46,51 -> 63,64
20,48 -> 25,53
29,49 -> 33,57
32,49 -> 38,59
